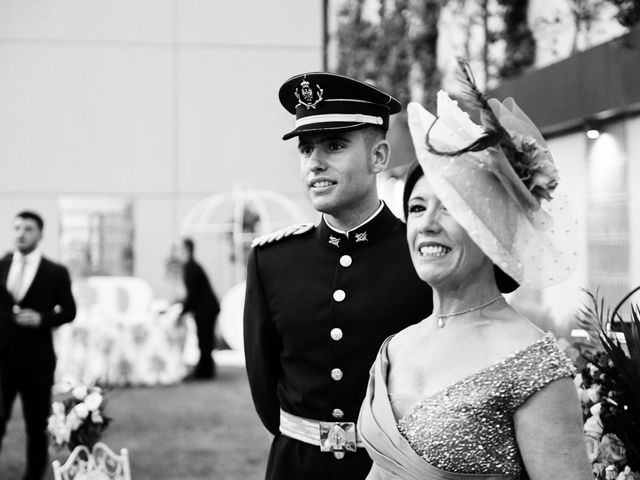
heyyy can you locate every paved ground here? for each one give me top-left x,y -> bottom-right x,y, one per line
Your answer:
0,365 -> 270,480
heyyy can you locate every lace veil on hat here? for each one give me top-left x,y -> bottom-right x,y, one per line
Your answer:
407,78 -> 577,289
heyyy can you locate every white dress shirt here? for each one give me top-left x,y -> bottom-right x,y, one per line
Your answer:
6,248 -> 42,302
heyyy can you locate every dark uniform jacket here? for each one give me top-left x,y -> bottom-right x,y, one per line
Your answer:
244,205 -> 433,480
0,254 -> 76,375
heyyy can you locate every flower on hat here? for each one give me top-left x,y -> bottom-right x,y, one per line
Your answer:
486,98 -> 559,204
508,132 -> 557,199
427,59 -> 560,212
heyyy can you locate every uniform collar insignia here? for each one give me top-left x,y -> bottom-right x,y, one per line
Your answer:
354,232 -> 368,243
295,76 -> 324,110
316,205 -> 397,251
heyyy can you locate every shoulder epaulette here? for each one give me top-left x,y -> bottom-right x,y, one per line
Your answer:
251,223 -> 315,248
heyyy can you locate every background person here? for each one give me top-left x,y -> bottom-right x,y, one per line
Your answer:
243,72 -> 433,480
0,287 -> 12,426
358,68 -> 592,480
177,237 -> 220,380
0,210 -> 76,480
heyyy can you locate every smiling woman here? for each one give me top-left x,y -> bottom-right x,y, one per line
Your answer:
356,62 -> 593,480
405,174 -> 492,296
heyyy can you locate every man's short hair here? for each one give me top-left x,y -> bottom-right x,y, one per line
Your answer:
362,125 -> 386,146
16,210 -> 44,231
182,237 -> 195,256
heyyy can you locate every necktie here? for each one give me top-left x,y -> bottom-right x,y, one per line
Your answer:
8,257 -> 27,301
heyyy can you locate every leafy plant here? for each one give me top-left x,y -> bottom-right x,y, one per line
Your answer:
575,286 -> 640,470
606,0 -> 640,27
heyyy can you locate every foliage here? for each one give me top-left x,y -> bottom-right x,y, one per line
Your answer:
334,0 -> 381,89
333,0 -> 637,100
333,0 -> 539,100
411,0 -> 443,110
496,0 -> 536,79
567,0 -> 609,54
607,0 -> 640,27
442,0 -> 537,87
47,383 -> 111,451
574,287 -> 640,473
334,0 -> 442,106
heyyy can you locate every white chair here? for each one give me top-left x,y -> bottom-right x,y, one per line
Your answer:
52,441 -> 131,480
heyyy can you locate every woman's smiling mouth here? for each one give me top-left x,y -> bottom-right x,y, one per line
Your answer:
418,242 -> 452,257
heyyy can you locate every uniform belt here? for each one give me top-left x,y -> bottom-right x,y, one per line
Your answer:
279,409 -> 364,455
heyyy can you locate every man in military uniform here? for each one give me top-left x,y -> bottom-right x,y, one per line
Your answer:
243,72 -> 433,480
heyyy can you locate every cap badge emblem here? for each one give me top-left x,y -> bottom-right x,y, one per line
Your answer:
355,232 -> 368,243
295,77 -> 324,110
328,236 -> 341,248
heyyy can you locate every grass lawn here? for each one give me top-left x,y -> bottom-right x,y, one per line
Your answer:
0,365 -> 270,480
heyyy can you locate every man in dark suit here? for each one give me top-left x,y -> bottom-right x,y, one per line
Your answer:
243,73 -> 433,480
178,238 -> 220,380
0,210 -> 76,480
0,285 -> 12,427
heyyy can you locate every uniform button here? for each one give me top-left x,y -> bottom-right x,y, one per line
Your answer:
333,290 -> 346,302
331,368 -> 343,381
330,328 -> 343,341
334,452 -> 345,459
339,255 -> 352,267
332,408 -> 344,419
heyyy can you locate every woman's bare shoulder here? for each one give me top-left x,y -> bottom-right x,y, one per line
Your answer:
387,322 -> 422,360
484,309 -> 546,355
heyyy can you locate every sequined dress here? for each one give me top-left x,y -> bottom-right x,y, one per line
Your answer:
357,333 -> 575,480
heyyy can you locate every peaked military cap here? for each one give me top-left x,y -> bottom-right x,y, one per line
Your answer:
279,72 -> 402,140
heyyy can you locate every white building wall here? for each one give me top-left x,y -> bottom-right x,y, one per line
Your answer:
541,114 -> 640,322
0,0 -> 323,299
628,116 -> 640,290
542,132 -> 590,327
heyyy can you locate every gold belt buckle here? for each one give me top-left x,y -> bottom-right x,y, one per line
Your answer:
319,422 -> 357,452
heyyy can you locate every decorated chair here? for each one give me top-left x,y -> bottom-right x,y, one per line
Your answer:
52,442 -> 131,480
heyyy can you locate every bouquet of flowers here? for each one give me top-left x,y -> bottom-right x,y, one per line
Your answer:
47,382 -> 111,451
574,287 -> 640,480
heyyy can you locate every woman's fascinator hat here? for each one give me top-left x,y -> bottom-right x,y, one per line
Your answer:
407,60 -> 577,289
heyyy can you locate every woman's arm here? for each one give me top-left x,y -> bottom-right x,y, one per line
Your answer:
515,377 -> 593,480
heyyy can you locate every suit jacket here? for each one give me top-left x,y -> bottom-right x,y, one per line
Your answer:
243,205 -> 433,480
182,259 -> 220,319
0,253 -> 76,375
0,284 -> 12,355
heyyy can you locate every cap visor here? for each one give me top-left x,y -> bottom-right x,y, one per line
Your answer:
282,121 -> 371,140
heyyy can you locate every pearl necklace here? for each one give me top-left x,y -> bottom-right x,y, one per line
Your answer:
436,295 -> 503,328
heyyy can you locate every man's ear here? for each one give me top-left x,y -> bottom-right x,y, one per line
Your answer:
371,140 -> 390,174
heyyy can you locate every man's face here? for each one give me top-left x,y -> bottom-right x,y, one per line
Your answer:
13,217 -> 42,254
298,129 -> 377,217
